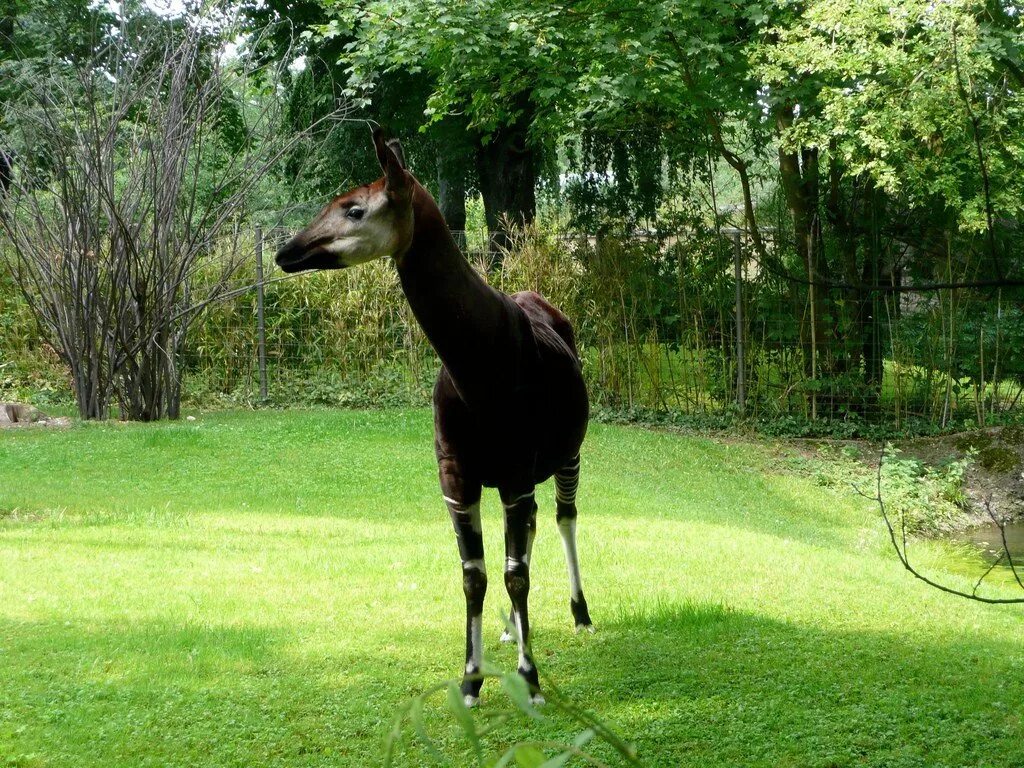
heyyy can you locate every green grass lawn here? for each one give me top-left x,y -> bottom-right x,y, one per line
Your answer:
1,409 -> 1022,767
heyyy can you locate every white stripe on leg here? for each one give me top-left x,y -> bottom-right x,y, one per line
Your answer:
557,517 -> 583,602
463,558 -> 486,707
464,614 -> 483,707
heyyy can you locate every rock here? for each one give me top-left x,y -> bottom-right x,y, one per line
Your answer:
0,402 -> 43,425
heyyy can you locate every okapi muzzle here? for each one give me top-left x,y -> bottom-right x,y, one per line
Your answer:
275,231 -> 348,273
275,140 -> 413,274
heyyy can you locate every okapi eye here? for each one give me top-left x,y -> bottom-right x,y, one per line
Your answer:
346,207 -> 365,221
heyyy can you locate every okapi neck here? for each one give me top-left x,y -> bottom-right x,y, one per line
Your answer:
395,186 -> 509,404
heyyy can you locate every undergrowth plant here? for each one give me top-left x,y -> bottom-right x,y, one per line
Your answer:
7,221 -> 1024,434
0,251 -> 73,408
789,444 -> 975,536
386,663 -> 641,768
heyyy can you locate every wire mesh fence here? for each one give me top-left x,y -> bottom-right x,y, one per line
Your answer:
178,225 -> 1024,429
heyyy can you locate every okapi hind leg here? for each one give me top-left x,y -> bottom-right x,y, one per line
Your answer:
500,486 -> 543,704
555,455 -> 594,632
440,459 -> 486,707
500,499 -> 536,644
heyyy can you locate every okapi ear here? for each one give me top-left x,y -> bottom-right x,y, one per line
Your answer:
372,126 -> 390,170
386,138 -> 406,169
372,127 -> 409,196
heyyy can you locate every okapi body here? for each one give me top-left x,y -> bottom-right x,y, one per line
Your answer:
276,130 -> 593,705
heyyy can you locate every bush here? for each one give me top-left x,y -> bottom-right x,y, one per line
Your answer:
787,444 -> 974,536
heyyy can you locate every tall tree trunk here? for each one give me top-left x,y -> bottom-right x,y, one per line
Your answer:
474,96 -> 536,262
437,151 -> 467,251
777,105 -> 826,389
828,147 -> 862,392
777,106 -> 822,278
860,250 -> 883,392
861,187 -> 885,404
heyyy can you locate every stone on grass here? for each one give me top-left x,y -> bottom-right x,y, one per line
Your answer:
0,402 -> 41,424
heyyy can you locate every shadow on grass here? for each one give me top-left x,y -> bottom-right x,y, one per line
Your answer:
554,600 -> 1024,767
0,618 -> 425,768
3,599 -> 1023,768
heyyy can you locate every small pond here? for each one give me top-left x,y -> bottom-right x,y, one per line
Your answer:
948,521 -> 1024,566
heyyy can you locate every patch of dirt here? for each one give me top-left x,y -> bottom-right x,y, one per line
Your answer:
0,402 -> 72,429
769,426 -> 1024,530
0,416 -> 73,429
899,427 -> 1024,526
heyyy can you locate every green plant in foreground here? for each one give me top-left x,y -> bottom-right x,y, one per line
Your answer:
386,662 -> 641,768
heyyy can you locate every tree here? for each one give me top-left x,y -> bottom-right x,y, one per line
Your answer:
1,0 -> 118,198
0,6 -> 342,419
760,0 -> 1023,238
554,0 -> 1023,410
238,0 -> 478,238
754,0 -> 1024,408
334,1 -> 579,251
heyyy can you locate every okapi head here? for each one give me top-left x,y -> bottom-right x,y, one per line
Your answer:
276,129 -> 414,273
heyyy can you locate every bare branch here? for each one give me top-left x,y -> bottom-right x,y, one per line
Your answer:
872,443 -> 1024,604
0,4 -> 351,419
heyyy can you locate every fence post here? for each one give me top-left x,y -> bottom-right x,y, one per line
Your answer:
733,230 -> 746,413
807,233 -> 817,421
255,225 -> 268,402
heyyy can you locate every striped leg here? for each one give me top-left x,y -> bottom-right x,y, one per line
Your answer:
555,455 -> 593,632
500,486 -> 543,703
440,459 -> 486,707
500,499 -> 536,643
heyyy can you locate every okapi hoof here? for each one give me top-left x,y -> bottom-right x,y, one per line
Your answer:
461,674 -> 483,707
529,692 -> 546,706
570,596 -> 592,628
574,623 -> 596,635
499,629 -> 515,643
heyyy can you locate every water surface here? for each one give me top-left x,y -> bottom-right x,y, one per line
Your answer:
952,521 -> 1024,565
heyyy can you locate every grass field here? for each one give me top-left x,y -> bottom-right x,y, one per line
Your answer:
1,409 -> 1022,767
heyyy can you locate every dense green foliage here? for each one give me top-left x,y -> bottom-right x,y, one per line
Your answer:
2,410 -> 1023,766
167,227 -> 1022,433
2,0 -> 1023,429
303,0 -> 1024,426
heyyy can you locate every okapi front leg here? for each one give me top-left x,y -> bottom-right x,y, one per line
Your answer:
440,459 -> 486,707
555,455 -> 594,632
500,487 -> 543,703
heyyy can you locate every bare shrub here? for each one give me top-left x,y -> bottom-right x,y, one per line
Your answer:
0,9 -> 345,419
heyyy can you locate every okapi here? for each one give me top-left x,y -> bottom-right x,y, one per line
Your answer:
276,129 -> 593,706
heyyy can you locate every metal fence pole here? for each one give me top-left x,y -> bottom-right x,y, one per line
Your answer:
254,225 -> 268,402
733,230 -> 746,413
807,233 -> 817,421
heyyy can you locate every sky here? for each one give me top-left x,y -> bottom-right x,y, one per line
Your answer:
100,0 -> 250,60
101,0 -> 188,16
143,0 -> 187,14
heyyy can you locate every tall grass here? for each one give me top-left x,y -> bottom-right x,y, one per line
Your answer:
4,228 -> 1023,428
123,228 -> 1024,425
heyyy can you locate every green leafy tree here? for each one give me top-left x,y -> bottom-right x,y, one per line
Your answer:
329,1 -> 582,249
239,0 -> 478,233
